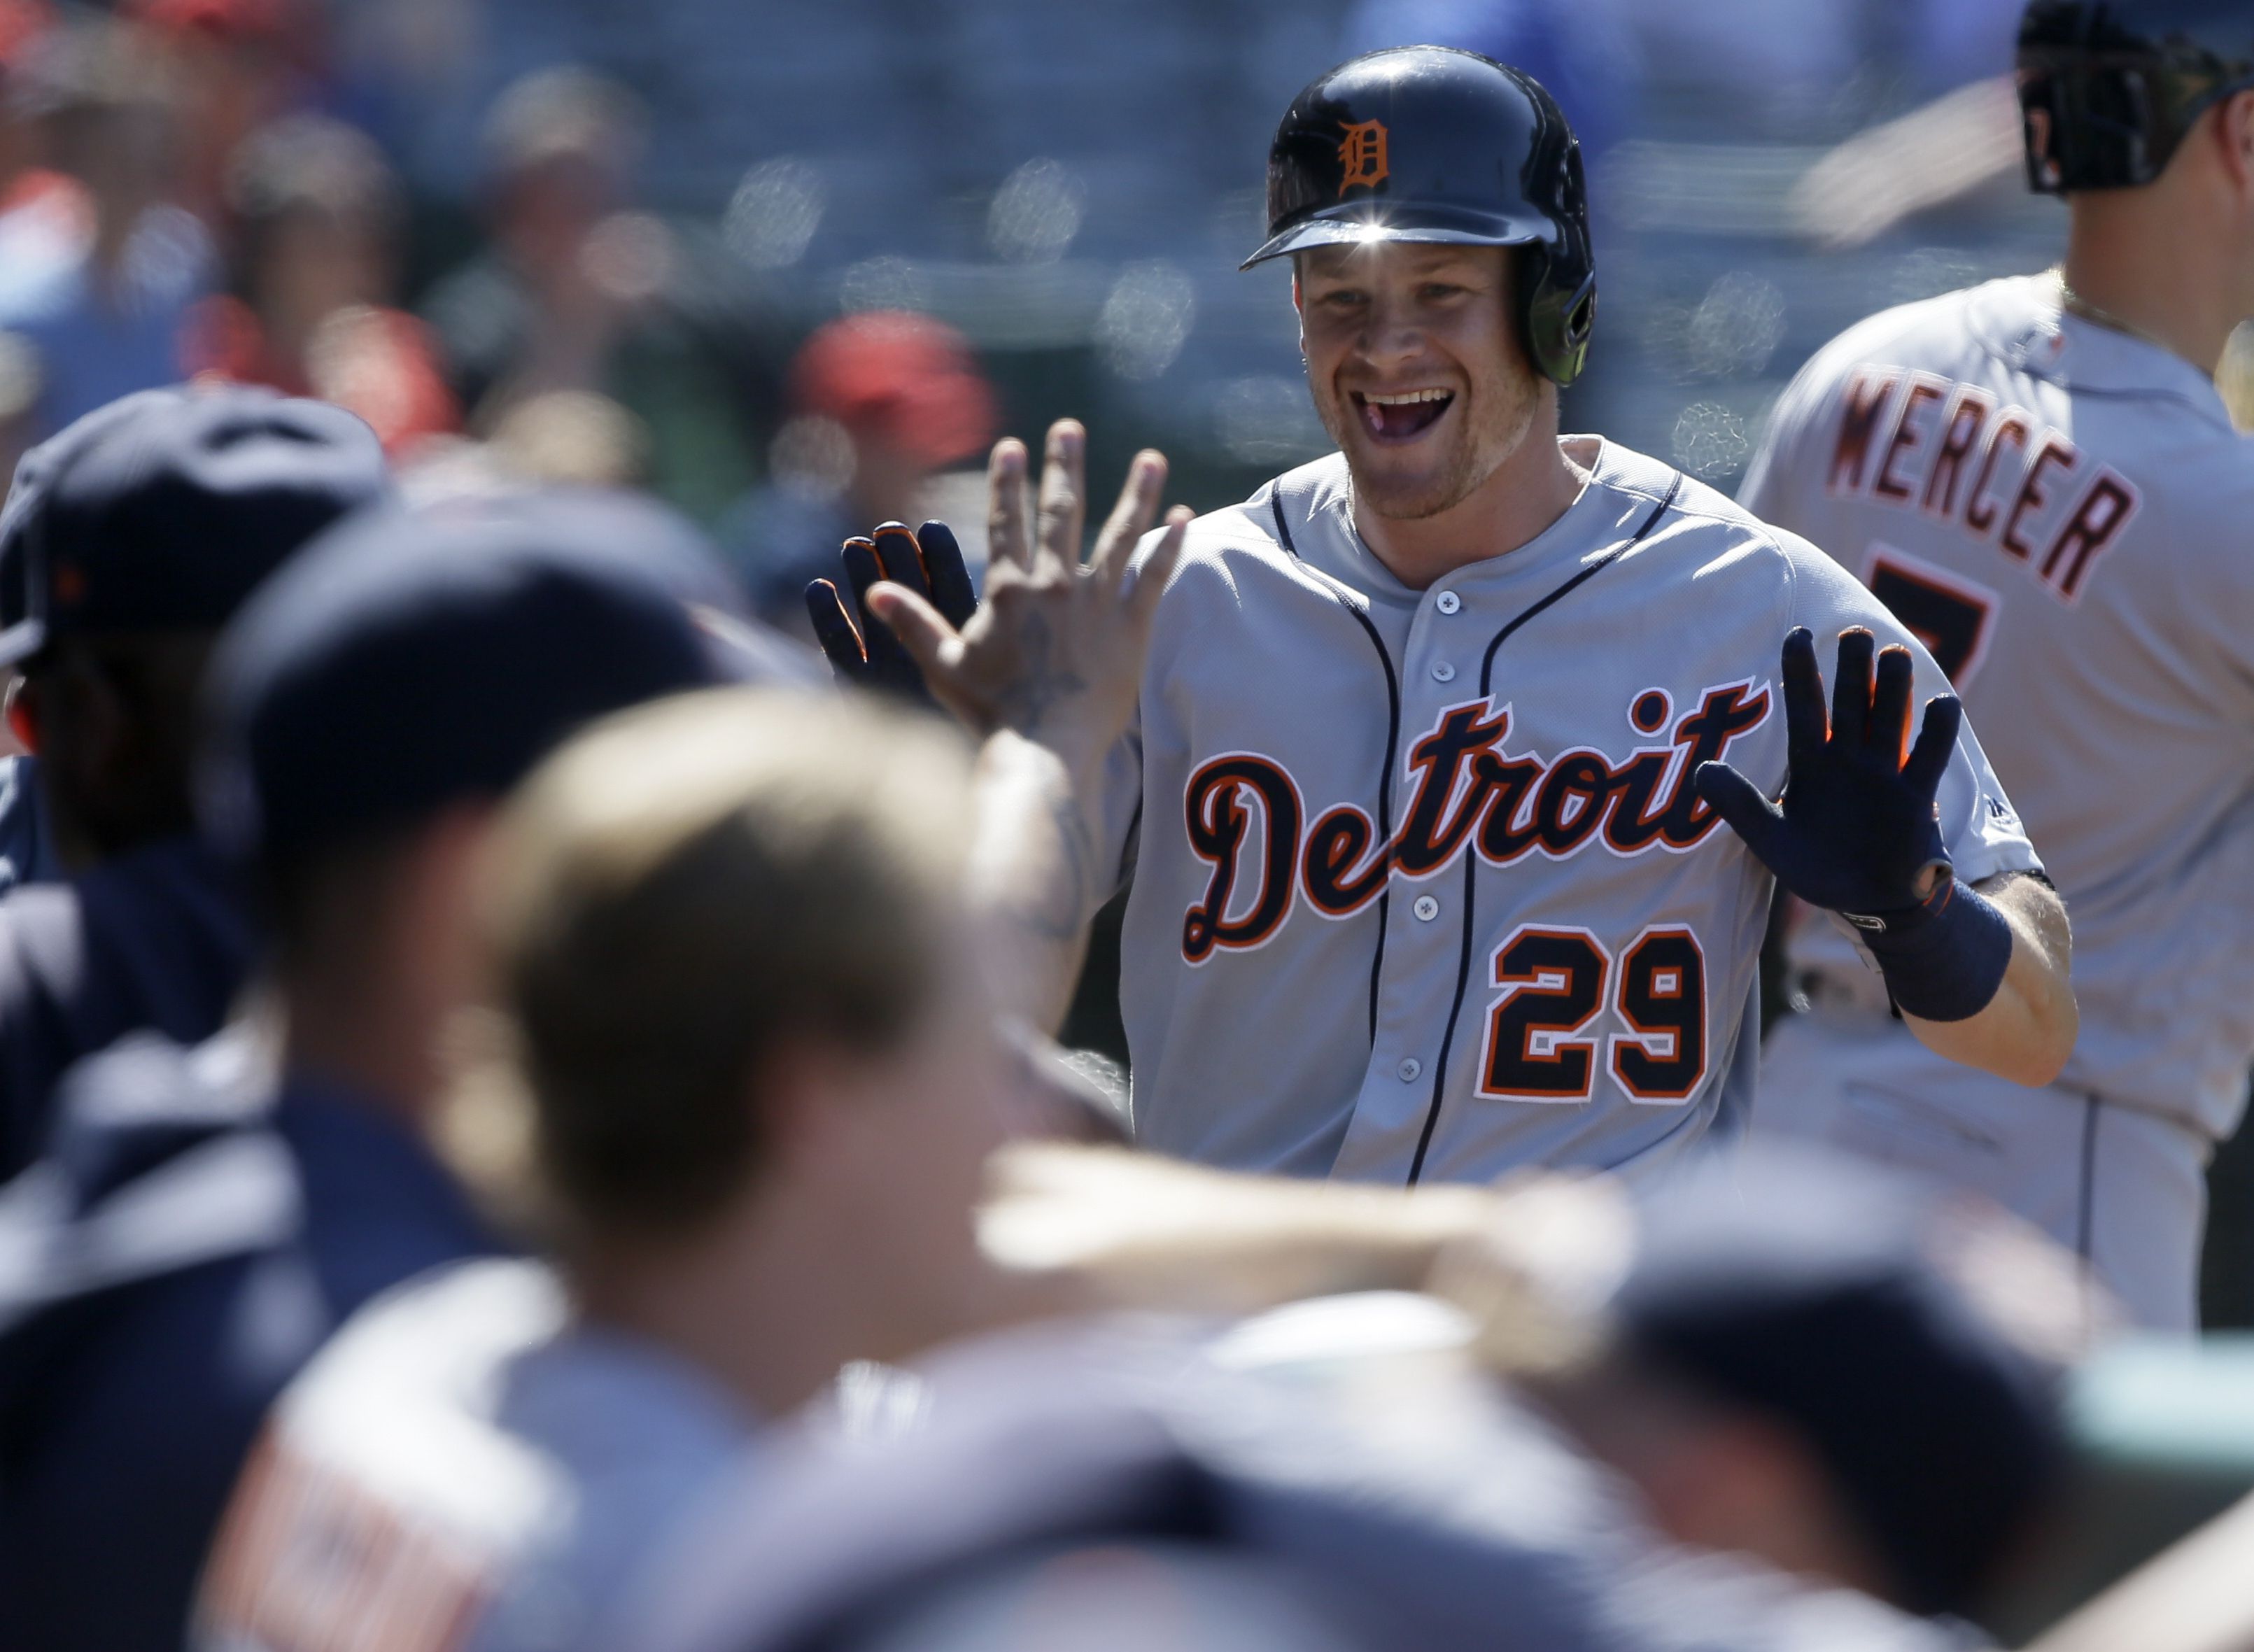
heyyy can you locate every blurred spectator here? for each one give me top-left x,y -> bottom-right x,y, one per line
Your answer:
486,385 -> 647,486
185,113 -> 458,456
723,310 -> 996,630
322,0 -> 487,201
0,15 -> 211,460
421,66 -> 775,521
0,386 -> 386,1180
0,0 -> 57,197
124,0 -> 321,230
0,489 -> 755,1652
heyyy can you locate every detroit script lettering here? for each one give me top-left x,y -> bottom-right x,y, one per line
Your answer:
1181,680 -> 1772,963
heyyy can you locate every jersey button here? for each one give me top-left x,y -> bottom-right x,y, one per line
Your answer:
1413,894 -> 1440,921
1431,661 -> 1456,682
1435,591 -> 1461,614
1397,1057 -> 1423,1082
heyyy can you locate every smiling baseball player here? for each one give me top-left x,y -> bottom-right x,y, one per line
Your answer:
1740,0 -> 2254,1329
815,45 -> 2078,1188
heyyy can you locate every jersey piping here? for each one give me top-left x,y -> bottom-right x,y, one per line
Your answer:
1407,474 -> 1686,1184
1269,484 -> 1404,1045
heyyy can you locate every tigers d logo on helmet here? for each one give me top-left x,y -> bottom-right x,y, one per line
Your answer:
1336,118 -> 1390,196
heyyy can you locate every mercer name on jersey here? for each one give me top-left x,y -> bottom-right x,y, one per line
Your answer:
1827,365 -> 2141,605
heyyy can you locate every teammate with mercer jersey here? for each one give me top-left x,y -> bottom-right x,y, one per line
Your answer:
811,48 -> 2076,1189
1740,0 -> 2254,1327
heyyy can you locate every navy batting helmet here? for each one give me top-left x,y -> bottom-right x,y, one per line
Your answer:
1243,45 -> 1597,388
2018,0 -> 2254,192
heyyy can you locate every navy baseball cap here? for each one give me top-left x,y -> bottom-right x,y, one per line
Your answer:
1611,1145 -> 2076,1619
201,488 -> 812,868
0,386 -> 391,670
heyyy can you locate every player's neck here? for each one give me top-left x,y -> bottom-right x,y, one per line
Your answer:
278,974 -> 446,1126
571,1173 -> 1024,1422
2063,196 -> 2243,376
1351,421 -> 1590,591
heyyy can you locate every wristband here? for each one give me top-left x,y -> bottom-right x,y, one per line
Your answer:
1841,877 -> 2013,1024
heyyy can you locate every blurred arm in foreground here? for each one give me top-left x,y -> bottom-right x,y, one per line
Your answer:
621,1145 -> 2090,1652
1788,76 -> 2024,251
2029,1490 -> 2254,1652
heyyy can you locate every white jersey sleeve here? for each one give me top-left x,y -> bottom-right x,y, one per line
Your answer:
195,1260 -> 759,1652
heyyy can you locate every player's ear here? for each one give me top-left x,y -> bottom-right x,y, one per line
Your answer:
2215,90 -> 2254,199
4,676 -> 36,756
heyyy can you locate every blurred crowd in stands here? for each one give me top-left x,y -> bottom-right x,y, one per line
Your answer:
0,0 -> 2081,642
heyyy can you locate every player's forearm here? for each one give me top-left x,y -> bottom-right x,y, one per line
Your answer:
966,731 -> 1104,1033
980,1141 -> 1518,1316
1903,873 -> 2077,1087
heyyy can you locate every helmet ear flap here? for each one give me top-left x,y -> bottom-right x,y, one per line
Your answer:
1521,250 -> 1597,388
1516,132 -> 1596,387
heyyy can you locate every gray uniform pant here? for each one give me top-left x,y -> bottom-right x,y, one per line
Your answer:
1758,1001 -> 2209,1334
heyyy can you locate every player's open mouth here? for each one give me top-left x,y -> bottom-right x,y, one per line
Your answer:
1353,389 -> 1454,444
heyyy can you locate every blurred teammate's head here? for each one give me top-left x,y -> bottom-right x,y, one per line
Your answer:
0,387 -> 386,866
480,690 -> 1007,1411
1530,1146 -> 2087,1621
202,489 -> 747,1110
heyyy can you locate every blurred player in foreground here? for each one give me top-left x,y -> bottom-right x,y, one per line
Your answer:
0,493 -> 756,1652
1740,0 -> 2254,1329
815,45 -> 2074,1190
1526,1146 -> 2082,1621
0,386 -> 387,1177
197,685 -> 2042,1652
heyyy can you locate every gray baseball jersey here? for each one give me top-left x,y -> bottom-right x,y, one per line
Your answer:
1742,274 -> 2254,1139
195,1258 -> 759,1652
1097,436 -> 2038,1185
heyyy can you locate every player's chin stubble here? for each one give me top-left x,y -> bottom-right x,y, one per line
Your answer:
1316,367 -> 1540,523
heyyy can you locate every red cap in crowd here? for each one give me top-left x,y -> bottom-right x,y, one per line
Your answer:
789,311 -> 997,470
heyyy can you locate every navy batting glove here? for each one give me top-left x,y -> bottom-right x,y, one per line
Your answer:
1695,627 -> 1957,919
1698,628 -> 2011,1023
805,521 -> 979,702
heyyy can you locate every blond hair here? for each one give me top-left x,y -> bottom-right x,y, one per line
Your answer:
477,688 -> 975,1242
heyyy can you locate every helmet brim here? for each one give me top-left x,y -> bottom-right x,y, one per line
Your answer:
1239,204 -> 1558,270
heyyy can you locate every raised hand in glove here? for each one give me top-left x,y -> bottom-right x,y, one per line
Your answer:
804,519 -> 979,703
1696,626 -> 2013,1024
1695,626 -> 1956,922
